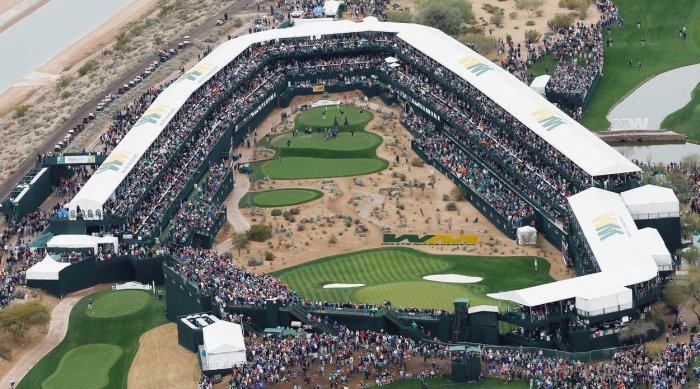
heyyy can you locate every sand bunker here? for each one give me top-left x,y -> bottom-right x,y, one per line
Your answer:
323,283 -> 366,289
422,274 -> 483,283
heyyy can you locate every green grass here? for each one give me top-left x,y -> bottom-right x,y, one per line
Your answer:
239,188 -> 323,208
380,376 -> 528,388
87,290 -> 151,318
528,53 -> 557,78
42,344 -> 123,389
583,0 -> 700,132
19,288 -> 167,389
661,81 -> 700,137
273,247 -> 552,310
251,105 -> 387,180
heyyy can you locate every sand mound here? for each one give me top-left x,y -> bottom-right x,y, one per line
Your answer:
422,274 -> 482,283
323,283 -> 365,289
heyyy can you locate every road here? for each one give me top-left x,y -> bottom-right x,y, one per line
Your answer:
0,0 -> 263,200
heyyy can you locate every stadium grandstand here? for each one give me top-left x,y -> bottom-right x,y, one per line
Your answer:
29,17 -> 680,356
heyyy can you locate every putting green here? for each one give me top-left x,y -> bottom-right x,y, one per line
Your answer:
295,105 -> 373,129
42,344 -> 123,389
260,157 -> 387,179
239,188 -> 323,208
274,247 -> 553,310
87,290 -> 151,318
271,131 -> 382,152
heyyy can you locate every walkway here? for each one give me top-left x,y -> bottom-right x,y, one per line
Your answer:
0,285 -> 106,387
607,63 -> 700,131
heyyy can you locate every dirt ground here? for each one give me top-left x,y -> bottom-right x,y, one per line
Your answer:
128,323 -> 200,389
217,91 -> 570,282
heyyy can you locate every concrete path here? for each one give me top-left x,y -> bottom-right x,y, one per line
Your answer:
0,286 -> 104,387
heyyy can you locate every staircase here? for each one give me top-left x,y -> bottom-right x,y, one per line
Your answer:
288,305 -> 339,335
383,310 -> 429,341
450,312 -> 469,343
242,320 -> 262,335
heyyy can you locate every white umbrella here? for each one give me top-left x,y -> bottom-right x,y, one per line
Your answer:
388,62 -> 400,68
384,56 -> 398,63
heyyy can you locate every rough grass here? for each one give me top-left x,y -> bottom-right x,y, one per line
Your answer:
273,247 -> 553,310
239,188 -> 323,208
583,0 -> 700,131
19,288 -> 167,389
661,81 -> 700,138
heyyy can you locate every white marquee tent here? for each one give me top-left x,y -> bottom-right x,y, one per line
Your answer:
69,17 -> 639,219
47,235 -> 119,255
621,185 -> 680,220
201,321 -> 246,370
529,75 -> 550,96
26,254 -> 70,280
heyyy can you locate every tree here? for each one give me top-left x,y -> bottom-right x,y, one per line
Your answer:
681,213 -> 700,240
387,10 -> 413,23
617,319 -> 659,344
458,33 -> 499,55
231,232 -> 250,256
663,267 -> 700,325
649,170 -> 693,202
524,29 -> 542,43
417,0 -> 474,37
681,153 -> 700,170
515,0 -> 545,18
0,300 -> 50,339
246,224 -> 272,242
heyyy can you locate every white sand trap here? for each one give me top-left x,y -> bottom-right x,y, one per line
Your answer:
423,274 -> 482,283
323,283 -> 366,289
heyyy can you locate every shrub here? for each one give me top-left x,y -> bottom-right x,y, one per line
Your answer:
77,60 -> 98,77
56,76 -> 73,91
387,10 -> 413,23
535,10 -> 543,17
547,13 -> 575,30
450,187 -> 467,201
12,290 -> 25,299
525,20 -> 536,26
0,300 -> 50,339
525,29 -> 542,43
490,12 -> 504,27
264,251 -> 275,261
509,11 -> 518,19
290,207 -> 300,215
459,33 -> 499,55
411,157 -> 425,167
15,105 -> 29,118
442,194 -> 450,201
248,257 -> 263,266
270,209 -> 282,216
287,215 -> 296,223
328,234 -> 338,244
418,0 -> 474,37
446,202 -> 458,211
297,223 -> 305,232
246,224 -> 272,242
0,344 -> 11,361
232,17 -> 243,27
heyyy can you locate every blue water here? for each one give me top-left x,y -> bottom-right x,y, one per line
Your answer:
0,0 -> 132,94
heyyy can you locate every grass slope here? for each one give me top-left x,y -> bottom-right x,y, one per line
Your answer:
661,81 -> 700,137
42,344 -> 123,389
239,188 -> 324,208
253,105 -> 388,180
273,247 -> 552,310
583,0 -> 700,131
19,289 -> 167,389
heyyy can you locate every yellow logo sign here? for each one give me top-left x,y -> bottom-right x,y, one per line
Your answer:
531,108 -> 566,131
458,56 -> 493,76
591,213 -> 624,241
95,151 -> 131,174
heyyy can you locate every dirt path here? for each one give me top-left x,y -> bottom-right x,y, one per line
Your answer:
0,285 -> 109,387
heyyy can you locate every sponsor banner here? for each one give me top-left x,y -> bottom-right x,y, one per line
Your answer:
531,108 -> 566,131
592,213 -> 626,241
57,155 -> 96,165
312,84 -> 325,93
457,56 -> 494,76
382,234 -> 479,245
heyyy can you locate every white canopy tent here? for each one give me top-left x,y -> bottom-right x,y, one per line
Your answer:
69,18 -> 639,218
201,321 -> 246,370
516,226 -> 537,245
529,75 -> 550,96
323,0 -> 340,17
47,235 -> 119,255
637,228 -> 673,271
26,254 -> 70,280
621,185 -> 680,220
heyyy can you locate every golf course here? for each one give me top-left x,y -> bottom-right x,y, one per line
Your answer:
581,0 -> 700,132
273,247 -> 553,310
250,105 -> 388,180
19,289 -> 167,389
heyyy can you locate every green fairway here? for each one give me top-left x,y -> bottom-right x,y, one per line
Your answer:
583,0 -> 700,132
20,288 -> 167,389
87,290 -> 151,318
239,188 -> 324,208
42,344 -> 123,389
260,157 -> 387,180
528,54 -> 557,78
295,105 -> 373,129
273,247 -> 552,310
252,105 -> 387,180
661,82 -> 700,136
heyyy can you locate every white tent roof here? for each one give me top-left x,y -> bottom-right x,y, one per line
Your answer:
529,75 -> 550,96
203,320 -> 245,354
26,254 -> 70,280
621,185 -> 679,219
638,228 -> 673,271
47,235 -> 118,250
69,18 -> 639,214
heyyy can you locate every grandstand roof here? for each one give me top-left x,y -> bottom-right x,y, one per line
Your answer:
69,18 -> 639,216
621,184 -> 679,219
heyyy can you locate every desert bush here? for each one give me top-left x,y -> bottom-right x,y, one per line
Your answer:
0,300 -> 50,339
411,157 -> 425,167
459,33 -> 499,55
328,234 -> 338,244
297,223 -> 305,232
509,11 -> 518,19
387,10 -> 413,23
450,187 -> 467,201
233,17 -> 243,27
417,0 -> 474,37
12,289 -> 25,299
442,194 -> 450,201
0,344 -> 11,361
490,11 -> 504,27
264,251 -> 275,261
525,29 -> 542,43
525,20 -> 536,26
446,202 -> 458,211
15,105 -> 29,118
246,224 -> 272,242
248,257 -> 263,266
78,60 -> 99,77
290,207 -> 300,215
547,13 -> 575,30
270,209 -> 282,217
